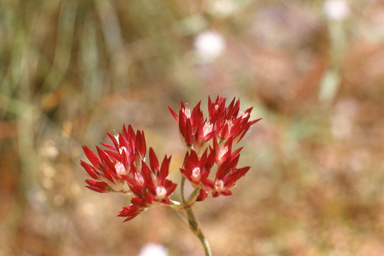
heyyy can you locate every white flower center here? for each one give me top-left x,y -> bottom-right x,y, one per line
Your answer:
203,122 -> 213,137
225,120 -> 233,133
183,107 -> 191,118
191,167 -> 201,182
215,179 -> 224,192
115,162 -> 127,176
156,186 -> 167,201
119,146 -> 127,154
218,146 -> 228,162
114,134 -> 120,144
135,172 -> 145,187
237,111 -> 249,119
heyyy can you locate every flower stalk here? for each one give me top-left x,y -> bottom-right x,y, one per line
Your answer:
180,175 -> 212,255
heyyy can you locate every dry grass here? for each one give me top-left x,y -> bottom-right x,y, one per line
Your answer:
1,0 -> 384,255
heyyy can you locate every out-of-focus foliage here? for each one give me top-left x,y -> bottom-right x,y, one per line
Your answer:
1,0 -> 384,255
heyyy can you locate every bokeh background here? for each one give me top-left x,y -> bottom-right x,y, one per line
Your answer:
1,0 -> 384,255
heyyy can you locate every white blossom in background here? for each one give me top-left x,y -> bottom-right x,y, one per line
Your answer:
323,0 -> 350,21
139,243 -> 168,256
40,140 -> 59,158
210,0 -> 237,17
194,31 -> 226,62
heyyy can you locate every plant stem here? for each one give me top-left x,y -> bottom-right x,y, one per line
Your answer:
180,176 -> 212,256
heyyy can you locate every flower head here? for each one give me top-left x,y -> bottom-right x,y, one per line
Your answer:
209,157 -> 250,198
80,125 -> 177,221
172,96 -> 260,199
180,149 -> 216,188
169,96 -> 261,153
207,96 -> 261,143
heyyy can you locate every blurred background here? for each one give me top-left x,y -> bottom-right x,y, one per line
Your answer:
1,0 -> 384,255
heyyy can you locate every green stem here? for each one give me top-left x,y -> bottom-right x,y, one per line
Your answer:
186,187 -> 200,206
180,176 -> 212,256
180,175 -> 187,204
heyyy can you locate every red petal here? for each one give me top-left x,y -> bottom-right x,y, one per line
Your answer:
135,130 -> 146,159
165,180 -> 177,196
96,146 -> 112,167
118,204 -> 144,222
219,121 -> 230,139
196,189 -> 209,201
191,101 -> 201,119
180,100 -> 186,109
159,155 -> 171,184
205,149 -> 216,170
202,179 -> 214,190
82,146 -> 101,169
180,168 -> 190,179
106,132 -> 119,149
100,143 -> 116,151
185,120 -> 193,146
227,154 -> 240,171
168,106 -> 179,121
85,179 -> 109,193
127,125 -> 136,140
131,197 -> 148,208
80,160 -> 99,179
141,162 -> 156,194
250,118 -> 262,125
221,190 -> 232,196
234,166 -> 250,180
149,148 -> 159,174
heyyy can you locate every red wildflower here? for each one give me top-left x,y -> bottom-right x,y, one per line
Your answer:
169,96 -> 261,152
208,156 -> 250,198
81,125 -> 177,221
170,96 -> 260,199
207,96 -> 261,143
117,197 -> 148,222
138,149 -> 177,205
180,149 -> 216,188
168,101 -> 214,152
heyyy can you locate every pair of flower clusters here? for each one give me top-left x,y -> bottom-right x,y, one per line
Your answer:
80,96 -> 260,221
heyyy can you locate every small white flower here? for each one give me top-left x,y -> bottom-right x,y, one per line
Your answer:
40,140 -> 59,158
139,243 -> 168,256
194,31 -> 226,61
324,0 -> 350,21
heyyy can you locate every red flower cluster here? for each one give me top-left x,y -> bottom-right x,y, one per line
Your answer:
170,96 -> 261,198
81,96 -> 261,222
80,125 -> 177,221
169,96 -> 260,152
